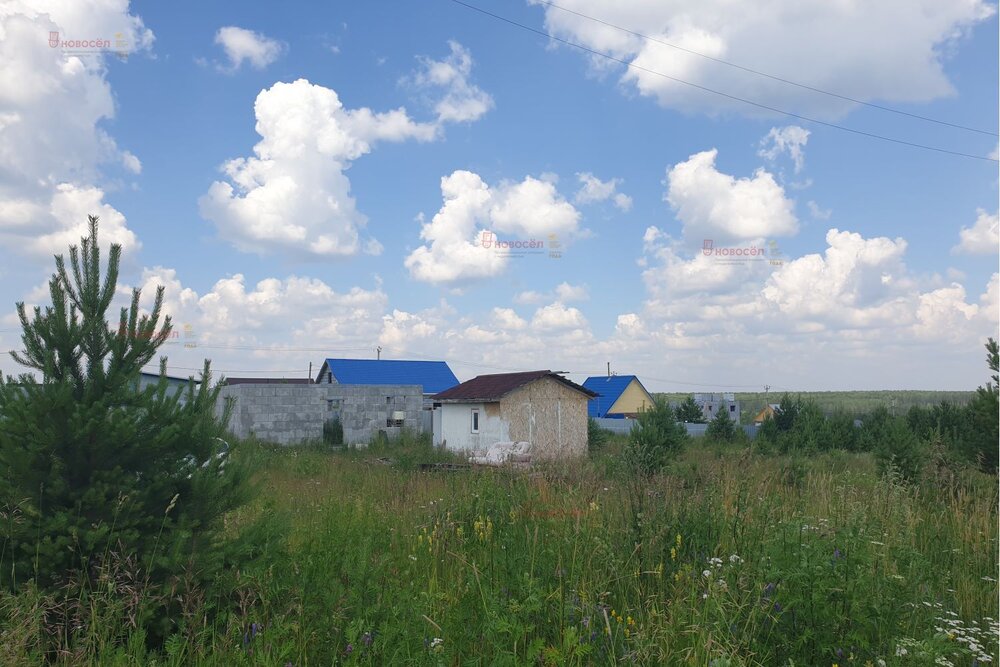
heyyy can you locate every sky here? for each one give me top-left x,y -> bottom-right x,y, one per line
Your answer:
0,0 -> 998,392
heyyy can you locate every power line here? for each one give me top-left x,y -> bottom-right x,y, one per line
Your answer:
446,0 -> 999,163
534,0 -> 998,138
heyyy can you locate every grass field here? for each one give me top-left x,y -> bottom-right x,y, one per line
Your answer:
656,391 -> 976,423
6,433 -> 994,665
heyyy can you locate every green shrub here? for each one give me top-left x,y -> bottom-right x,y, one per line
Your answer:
873,415 -> 926,482
622,398 -> 687,475
323,417 -> 344,445
675,395 -> 706,423
965,338 -> 999,473
587,417 -> 611,452
705,405 -> 738,442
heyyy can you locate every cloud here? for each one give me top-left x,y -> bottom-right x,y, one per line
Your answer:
135,268 -> 387,352
952,209 -> 999,255
531,301 -> 588,331
200,79 -> 439,259
555,282 -> 589,302
201,44 -> 492,260
760,228 -> 912,327
405,170 -> 580,284
408,41 -> 493,123
214,26 -> 284,71
631,220 -> 998,387
0,1 -> 152,260
758,126 -> 810,173
641,231 -> 768,301
574,172 -> 633,211
807,200 -> 831,220
534,0 -> 994,118
513,290 -> 547,305
665,149 -> 798,244
491,307 -> 527,330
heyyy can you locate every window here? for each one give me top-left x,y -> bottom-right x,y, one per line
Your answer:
386,418 -> 404,427
471,409 -> 480,434
729,404 -> 736,413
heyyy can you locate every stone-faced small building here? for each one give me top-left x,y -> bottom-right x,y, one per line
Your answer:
430,370 -> 597,460
694,392 -> 741,423
582,374 -> 655,418
216,381 -> 423,445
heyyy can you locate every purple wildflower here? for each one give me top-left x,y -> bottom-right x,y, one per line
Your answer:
344,643 -> 353,656
362,632 -> 373,647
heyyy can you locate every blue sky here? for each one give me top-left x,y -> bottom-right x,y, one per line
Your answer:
0,0 -> 997,391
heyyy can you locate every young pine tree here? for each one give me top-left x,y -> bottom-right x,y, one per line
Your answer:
705,403 -> 738,442
675,395 -> 706,423
965,337 -> 999,472
623,398 -> 688,475
0,216 -> 251,593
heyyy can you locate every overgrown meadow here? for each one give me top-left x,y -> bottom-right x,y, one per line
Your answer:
2,433 -> 996,666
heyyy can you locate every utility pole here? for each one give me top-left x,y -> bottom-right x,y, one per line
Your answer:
607,361 -> 611,377
308,361 -> 312,383
377,346 -> 382,360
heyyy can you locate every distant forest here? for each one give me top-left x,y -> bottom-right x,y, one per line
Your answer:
655,390 -> 975,423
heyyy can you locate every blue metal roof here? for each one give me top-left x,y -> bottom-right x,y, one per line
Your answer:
319,358 -> 459,394
582,375 -> 643,418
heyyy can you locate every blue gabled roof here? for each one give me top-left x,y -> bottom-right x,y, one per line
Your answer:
319,358 -> 459,394
582,375 -> 642,418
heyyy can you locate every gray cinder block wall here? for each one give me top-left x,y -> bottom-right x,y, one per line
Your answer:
215,383 -> 424,445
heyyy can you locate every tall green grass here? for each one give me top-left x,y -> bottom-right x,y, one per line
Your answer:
1,435 -> 996,665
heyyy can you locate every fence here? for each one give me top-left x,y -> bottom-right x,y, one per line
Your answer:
593,418 -> 759,440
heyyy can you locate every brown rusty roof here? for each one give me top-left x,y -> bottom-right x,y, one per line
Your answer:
431,370 -> 598,401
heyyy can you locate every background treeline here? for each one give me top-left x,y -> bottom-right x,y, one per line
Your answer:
657,389 -> 976,423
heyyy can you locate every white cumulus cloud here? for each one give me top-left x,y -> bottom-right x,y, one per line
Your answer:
200,79 -> 438,259
758,126 -> 810,173
574,172 -> 632,211
409,41 -> 493,123
533,0 -> 994,118
405,170 -> 580,284
0,0 -> 152,259
952,209 -> 999,255
666,149 -> 798,244
215,26 -> 284,71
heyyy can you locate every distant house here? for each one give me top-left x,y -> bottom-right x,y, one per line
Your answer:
752,403 -> 781,425
694,392 -> 741,423
582,375 -> 655,418
137,371 -> 198,397
315,358 -> 459,396
431,370 -> 597,460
